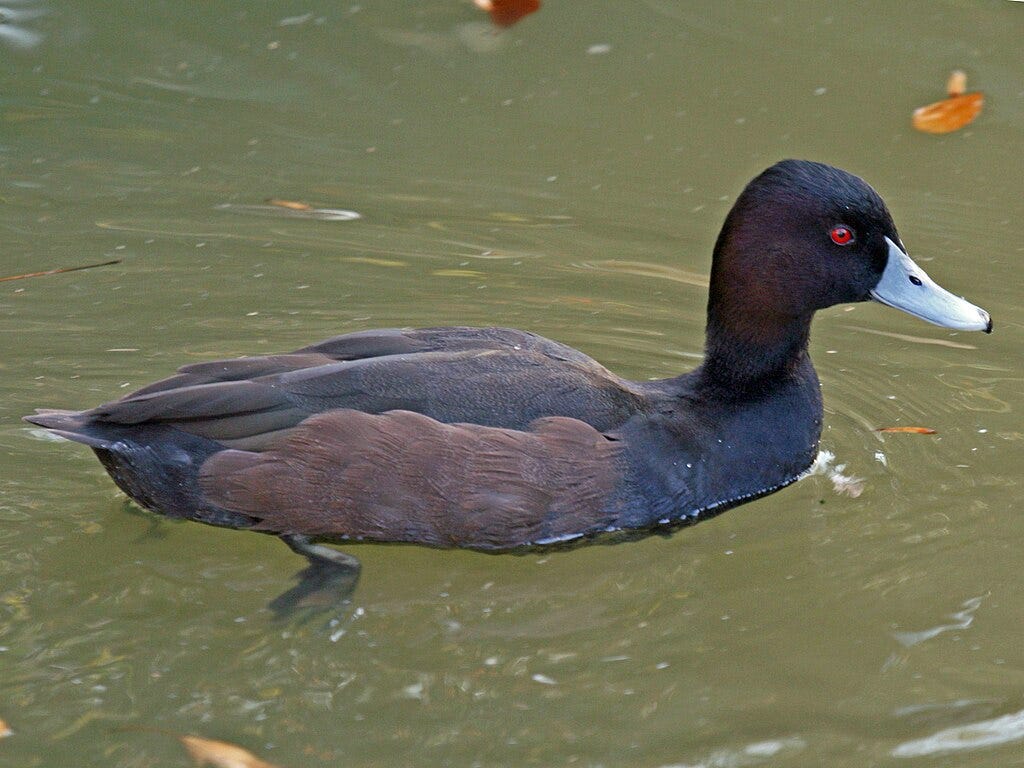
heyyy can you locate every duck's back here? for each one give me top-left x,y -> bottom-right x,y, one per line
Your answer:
85,326 -> 646,447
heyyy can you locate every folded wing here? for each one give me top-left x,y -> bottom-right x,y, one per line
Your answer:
67,327 -> 643,451
199,409 -> 624,550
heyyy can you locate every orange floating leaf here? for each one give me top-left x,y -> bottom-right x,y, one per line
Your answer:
912,71 -> 983,134
473,0 -> 541,27
875,426 -> 938,434
0,718 -> 11,738
913,93 -> 983,133
265,198 -> 313,211
178,735 -> 282,768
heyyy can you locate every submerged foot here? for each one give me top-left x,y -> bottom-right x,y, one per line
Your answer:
269,534 -> 362,617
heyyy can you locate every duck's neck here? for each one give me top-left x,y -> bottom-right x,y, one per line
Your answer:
694,308 -> 814,398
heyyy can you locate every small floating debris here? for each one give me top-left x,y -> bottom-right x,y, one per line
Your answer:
266,198 -> 314,211
875,426 -> 937,435
912,70 -> 984,134
216,202 -> 361,222
278,12 -> 314,27
115,726 -> 284,767
177,734 -> 282,768
0,259 -> 120,283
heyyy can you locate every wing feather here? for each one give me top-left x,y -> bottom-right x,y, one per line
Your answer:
199,410 -> 624,550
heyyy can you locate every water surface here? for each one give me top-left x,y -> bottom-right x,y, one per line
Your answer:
2,2 -> 1023,766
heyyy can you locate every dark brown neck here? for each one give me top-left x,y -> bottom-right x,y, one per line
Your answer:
695,309 -> 813,397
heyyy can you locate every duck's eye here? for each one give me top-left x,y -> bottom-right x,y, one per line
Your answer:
829,226 -> 855,246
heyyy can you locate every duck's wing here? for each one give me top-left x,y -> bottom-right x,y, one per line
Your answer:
46,327 -> 644,451
128,327 -> 590,396
199,409 -> 625,550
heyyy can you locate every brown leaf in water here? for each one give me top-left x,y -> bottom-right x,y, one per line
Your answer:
266,198 -> 313,211
0,260 -> 120,283
473,0 -> 541,27
0,718 -> 11,738
178,735 -> 282,768
875,426 -> 938,434
912,71 -> 983,134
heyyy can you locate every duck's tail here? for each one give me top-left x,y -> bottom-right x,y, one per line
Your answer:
24,409 -> 255,530
24,409 -> 118,449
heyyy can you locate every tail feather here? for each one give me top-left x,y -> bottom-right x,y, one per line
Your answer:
25,408 -> 84,426
24,410 -> 116,449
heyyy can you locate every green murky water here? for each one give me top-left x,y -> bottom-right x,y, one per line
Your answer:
2,2 -> 1023,765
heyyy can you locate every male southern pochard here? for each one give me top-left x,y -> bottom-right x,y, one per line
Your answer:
26,160 -> 992,607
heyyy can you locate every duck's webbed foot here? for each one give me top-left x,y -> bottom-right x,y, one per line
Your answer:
269,534 -> 361,617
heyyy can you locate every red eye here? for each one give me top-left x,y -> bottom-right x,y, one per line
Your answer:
830,226 -> 854,246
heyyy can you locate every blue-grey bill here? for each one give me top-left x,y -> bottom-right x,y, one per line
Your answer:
870,237 -> 992,333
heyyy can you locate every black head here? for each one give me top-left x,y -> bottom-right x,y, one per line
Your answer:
709,159 -> 900,324
700,160 -> 990,392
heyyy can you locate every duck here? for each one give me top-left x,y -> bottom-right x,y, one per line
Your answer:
25,160 -> 992,609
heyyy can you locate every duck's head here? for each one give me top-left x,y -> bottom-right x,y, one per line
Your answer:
709,159 -> 992,336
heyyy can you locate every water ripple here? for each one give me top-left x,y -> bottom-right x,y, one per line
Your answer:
893,594 -> 986,648
893,707 -> 1024,758
660,737 -> 806,768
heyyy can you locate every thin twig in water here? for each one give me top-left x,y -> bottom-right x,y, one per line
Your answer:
0,259 -> 120,283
